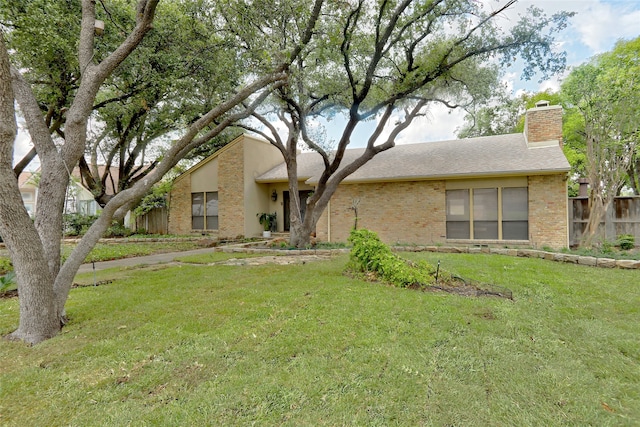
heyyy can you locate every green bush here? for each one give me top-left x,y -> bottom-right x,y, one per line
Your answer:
0,257 -> 12,275
63,214 -> 99,236
600,240 -> 614,255
104,221 -> 134,238
0,271 -> 16,292
348,229 -> 435,288
134,180 -> 172,217
617,234 -> 635,251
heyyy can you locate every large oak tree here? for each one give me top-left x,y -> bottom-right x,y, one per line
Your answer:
244,0 -> 573,248
0,0 -> 322,344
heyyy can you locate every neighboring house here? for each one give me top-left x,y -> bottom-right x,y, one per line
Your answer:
18,171 -> 38,217
168,101 -> 571,249
65,176 -> 102,216
18,165 -> 122,217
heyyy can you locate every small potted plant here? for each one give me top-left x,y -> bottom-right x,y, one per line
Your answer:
257,212 -> 277,238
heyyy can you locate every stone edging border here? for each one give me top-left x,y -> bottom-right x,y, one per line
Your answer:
396,246 -> 640,269
215,244 -> 640,270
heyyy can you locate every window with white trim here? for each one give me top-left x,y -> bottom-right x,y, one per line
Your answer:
192,191 -> 218,230
446,187 -> 528,240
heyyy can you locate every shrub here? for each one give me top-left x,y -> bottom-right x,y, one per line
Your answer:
617,234 -> 635,251
348,229 -> 434,287
0,257 -> 13,275
63,214 -> 99,236
104,220 -> 134,238
0,271 -> 16,292
134,181 -> 172,217
600,240 -> 614,255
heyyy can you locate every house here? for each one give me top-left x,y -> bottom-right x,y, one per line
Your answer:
18,165 -> 122,218
65,175 -> 103,216
18,171 -> 38,217
168,101 -> 571,248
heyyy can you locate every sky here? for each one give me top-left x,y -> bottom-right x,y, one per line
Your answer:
382,0 -> 640,145
13,0 -> 640,167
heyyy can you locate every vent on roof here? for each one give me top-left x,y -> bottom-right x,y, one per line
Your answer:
535,100 -> 550,107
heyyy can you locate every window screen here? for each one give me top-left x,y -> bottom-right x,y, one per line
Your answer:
473,188 -> 498,239
205,192 -> 219,230
502,187 -> 528,240
446,190 -> 470,239
191,193 -> 204,230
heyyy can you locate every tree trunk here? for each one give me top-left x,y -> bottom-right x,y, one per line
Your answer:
580,193 -> 608,248
1,32 -> 60,344
7,258 -> 61,344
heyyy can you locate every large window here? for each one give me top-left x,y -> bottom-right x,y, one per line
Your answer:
446,187 -> 528,240
192,191 -> 218,230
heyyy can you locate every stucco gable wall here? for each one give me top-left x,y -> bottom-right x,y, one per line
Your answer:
242,138 -> 285,237
191,158 -> 218,193
168,134 -> 283,238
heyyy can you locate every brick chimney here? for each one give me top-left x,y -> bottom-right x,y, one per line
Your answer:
524,100 -> 563,147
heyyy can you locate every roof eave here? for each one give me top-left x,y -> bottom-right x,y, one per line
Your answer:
254,176 -> 313,184
303,168 -> 570,185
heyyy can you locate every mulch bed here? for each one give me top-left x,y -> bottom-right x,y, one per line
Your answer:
349,270 -> 513,300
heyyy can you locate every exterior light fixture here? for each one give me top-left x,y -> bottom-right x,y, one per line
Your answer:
271,190 -> 278,201
95,20 -> 105,36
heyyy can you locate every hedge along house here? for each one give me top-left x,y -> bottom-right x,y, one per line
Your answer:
168,101 -> 571,248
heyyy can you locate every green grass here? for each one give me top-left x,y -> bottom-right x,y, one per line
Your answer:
1,253 -> 639,426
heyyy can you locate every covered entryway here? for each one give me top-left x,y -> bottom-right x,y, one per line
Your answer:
283,190 -> 313,231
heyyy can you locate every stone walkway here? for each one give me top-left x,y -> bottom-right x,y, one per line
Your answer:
76,247 -> 348,273
194,254 -> 333,267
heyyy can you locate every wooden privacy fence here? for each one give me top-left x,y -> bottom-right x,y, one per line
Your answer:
134,207 -> 168,235
569,196 -> 640,247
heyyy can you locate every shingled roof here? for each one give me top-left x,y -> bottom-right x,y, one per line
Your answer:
255,133 -> 570,184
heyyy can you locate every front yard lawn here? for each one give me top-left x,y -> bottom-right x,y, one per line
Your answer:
0,253 -> 638,426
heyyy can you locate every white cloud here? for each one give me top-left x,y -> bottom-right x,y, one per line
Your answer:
396,105 -> 467,143
367,104 -> 466,147
572,1 -> 640,53
13,116 -> 39,171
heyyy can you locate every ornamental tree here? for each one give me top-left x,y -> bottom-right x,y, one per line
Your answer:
562,36 -> 640,247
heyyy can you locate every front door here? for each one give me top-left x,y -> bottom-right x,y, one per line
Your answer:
283,190 -> 313,231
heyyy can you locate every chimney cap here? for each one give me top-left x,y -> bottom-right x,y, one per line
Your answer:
535,100 -> 550,107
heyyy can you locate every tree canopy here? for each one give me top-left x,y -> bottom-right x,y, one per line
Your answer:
0,0 -> 574,344
0,0 -> 320,344
561,36 -> 640,246
243,0 -> 573,247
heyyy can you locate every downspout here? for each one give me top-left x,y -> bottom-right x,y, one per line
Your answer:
564,173 -> 570,248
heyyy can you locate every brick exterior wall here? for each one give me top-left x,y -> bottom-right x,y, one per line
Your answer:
316,180 -> 447,244
528,174 -> 569,249
316,175 -> 568,249
525,105 -> 563,145
218,141 -> 245,239
167,172 -> 192,235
